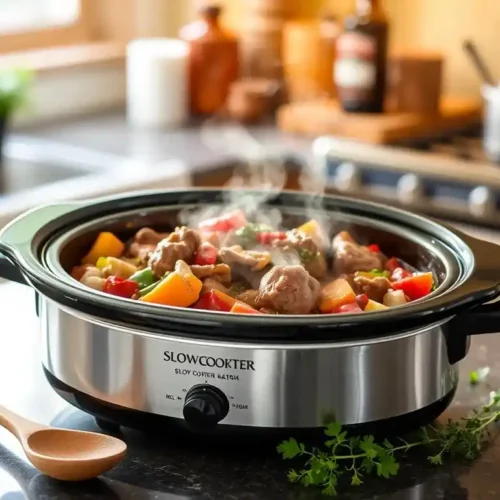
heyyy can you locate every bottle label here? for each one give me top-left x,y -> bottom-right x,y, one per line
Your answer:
335,32 -> 377,104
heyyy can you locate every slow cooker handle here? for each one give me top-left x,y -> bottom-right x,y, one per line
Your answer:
0,252 -> 26,284
450,301 -> 500,336
0,202 -> 84,286
445,300 -> 500,364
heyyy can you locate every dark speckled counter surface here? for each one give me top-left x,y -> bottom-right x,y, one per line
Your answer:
1,281 -> 500,500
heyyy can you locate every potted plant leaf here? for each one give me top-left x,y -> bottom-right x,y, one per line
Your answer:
0,67 -> 33,160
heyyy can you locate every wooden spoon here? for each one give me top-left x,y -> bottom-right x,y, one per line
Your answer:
0,404 -> 127,481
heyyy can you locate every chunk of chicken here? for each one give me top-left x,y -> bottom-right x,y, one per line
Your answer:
148,227 -> 201,278
332,231 -> 384,275
353,275 -> 392,303
190,264 -> 232,283
256,265 -> 321,314
273,229 -> 327,280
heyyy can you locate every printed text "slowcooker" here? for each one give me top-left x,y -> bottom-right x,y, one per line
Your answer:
163,351 -> 255,371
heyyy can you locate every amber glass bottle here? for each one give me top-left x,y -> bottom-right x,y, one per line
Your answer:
180,5 -> 239,116
334,0 -> 389,113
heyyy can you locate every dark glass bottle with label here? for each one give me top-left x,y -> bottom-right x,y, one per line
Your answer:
334,0 -> 389,113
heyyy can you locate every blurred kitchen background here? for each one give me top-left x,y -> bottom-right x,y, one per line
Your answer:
1,0 -> 500,242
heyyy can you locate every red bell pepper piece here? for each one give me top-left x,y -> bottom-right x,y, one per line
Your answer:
367,243 -> 380,253
257,231 -> 287,245
391,266 -> 412,282
193,290 -> 233,312
355,293 -> 369,310
385,257 -> 401,273
194,242 -> 218,266
334,302 -> 363,314
103,276 -> 139,298
230,301 -> 260,314
198,210 -> 247,233
391,272 -> 434,301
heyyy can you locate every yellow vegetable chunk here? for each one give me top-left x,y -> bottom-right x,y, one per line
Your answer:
140,260 -> 202,307
96,257 -> 108,269
364,299 -> 389,312
297,219 -> 323,241
82,232 -> 125,266
246,250 -> 272,271
102,257 -> 138,279
320,278 -> 356,313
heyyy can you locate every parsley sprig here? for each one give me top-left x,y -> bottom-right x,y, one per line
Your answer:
278,391 -> 500,497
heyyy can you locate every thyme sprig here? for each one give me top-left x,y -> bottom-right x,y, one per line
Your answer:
277,391 -> 500,497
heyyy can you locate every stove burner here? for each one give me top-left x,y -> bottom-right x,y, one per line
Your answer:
399,126 -> 497,163
318,125 -> 500,229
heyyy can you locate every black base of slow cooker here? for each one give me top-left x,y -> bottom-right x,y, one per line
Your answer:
44,367 -> 457,444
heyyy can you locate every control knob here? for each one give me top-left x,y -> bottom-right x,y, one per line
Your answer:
183,384 -> 229,431
334,162 -> 362,192
468,186 -> 495,218
397,174 -> 423,205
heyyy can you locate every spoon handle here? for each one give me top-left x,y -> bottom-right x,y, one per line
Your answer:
463,40 -> 496,86
0,404 -> 46,442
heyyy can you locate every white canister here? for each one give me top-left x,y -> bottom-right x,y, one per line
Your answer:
127,38 -> 189,129
482,84 -> 500,162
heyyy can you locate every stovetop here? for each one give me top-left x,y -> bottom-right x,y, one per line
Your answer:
396,127 -> 488,162
315,127 -> 500,229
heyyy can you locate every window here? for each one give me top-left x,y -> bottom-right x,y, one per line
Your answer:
0,0 -> 90,54
0,0 -> 81,35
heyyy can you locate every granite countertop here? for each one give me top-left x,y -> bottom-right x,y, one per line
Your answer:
1,280 -> 500,500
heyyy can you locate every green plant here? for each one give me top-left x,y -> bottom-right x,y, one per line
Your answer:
0,67 -> 33,118
278,391 -> 500,497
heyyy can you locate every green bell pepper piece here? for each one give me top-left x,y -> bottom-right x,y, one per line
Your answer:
129,267 -> 156,289
138,272 -> 171,297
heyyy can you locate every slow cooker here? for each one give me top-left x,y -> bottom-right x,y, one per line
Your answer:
1,189 -> 500,436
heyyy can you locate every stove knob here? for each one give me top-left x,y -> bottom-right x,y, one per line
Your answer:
469,186 -> 495,218
334,162 -> 362,192
183,384 -> 229,431
397,174 -> 423,205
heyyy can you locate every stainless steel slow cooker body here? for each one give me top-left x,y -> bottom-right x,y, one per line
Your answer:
40,299 -> 458,430
1,189 -> 500,434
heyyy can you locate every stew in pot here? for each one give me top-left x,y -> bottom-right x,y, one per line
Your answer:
70,210 -> 435,315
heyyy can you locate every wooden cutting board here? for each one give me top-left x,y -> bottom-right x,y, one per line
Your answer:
276,96 -> 482,144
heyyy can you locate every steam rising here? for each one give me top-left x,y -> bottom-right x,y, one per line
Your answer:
179,117 -> 288,229
179,116 -> 334,252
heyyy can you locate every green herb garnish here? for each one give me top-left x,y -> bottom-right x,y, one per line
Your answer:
298,248 -> 318,262
370,269 -> 390,278
356,269 -> 391,279
278,391 -> 500,496
235,223 -> 271,246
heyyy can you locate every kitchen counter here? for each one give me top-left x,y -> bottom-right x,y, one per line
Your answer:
19,112 -> 314,165
0,113 -> 314,226
2,280 -> 500,500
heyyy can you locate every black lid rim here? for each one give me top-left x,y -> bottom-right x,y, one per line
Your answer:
2,188 -> 500,343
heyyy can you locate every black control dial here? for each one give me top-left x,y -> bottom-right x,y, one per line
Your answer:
183,384 -> 230,431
